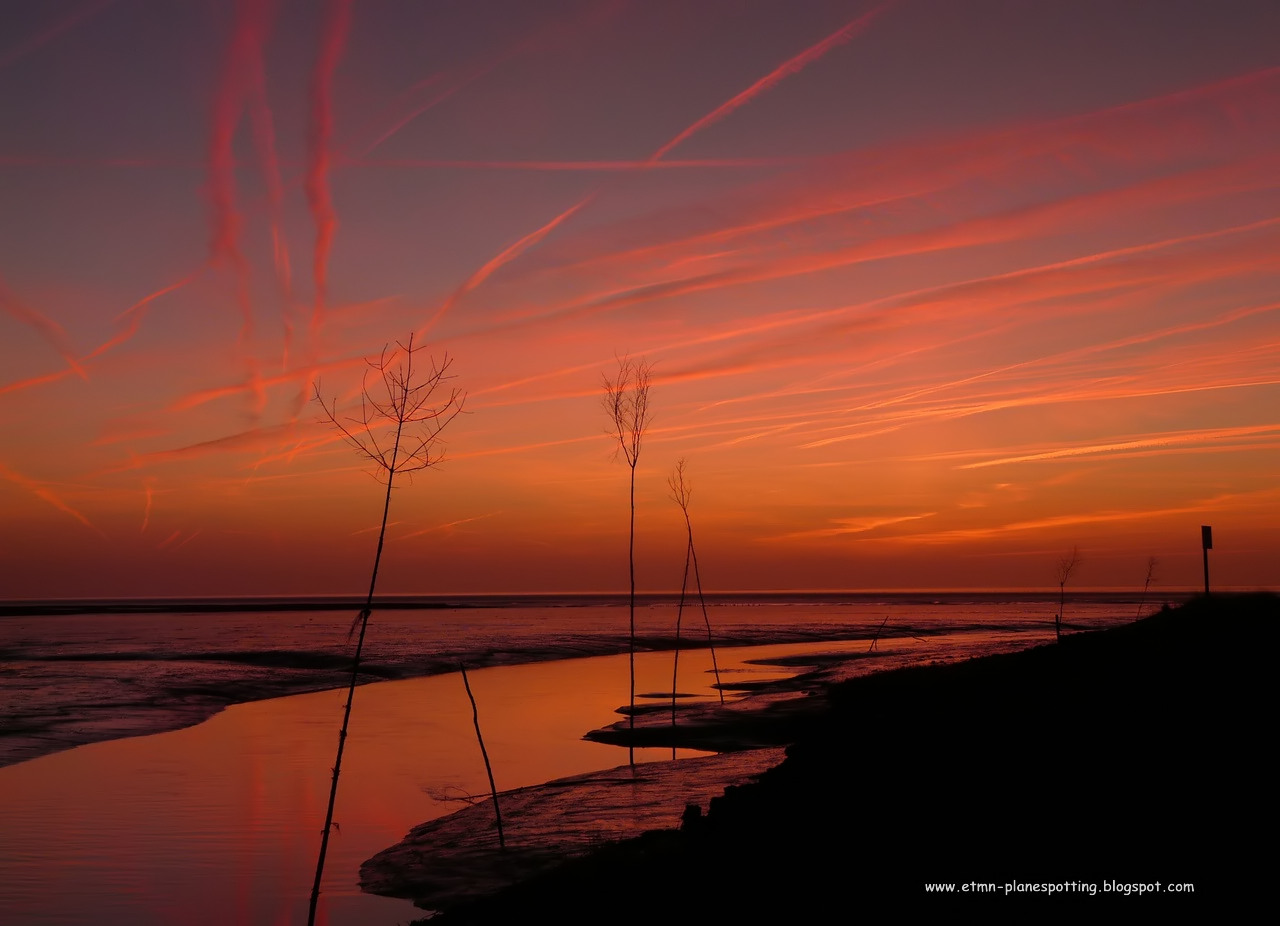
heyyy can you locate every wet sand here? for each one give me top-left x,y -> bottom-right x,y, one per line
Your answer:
359,748 -> 786,913
357,646 -> 855,913
373,593 -> 1276,920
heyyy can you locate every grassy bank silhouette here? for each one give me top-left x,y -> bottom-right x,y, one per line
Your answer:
423,592 -> 1276,920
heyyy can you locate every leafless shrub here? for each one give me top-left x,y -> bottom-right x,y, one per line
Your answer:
1136,556 -> 1158,620
1055,546 -> 1081,642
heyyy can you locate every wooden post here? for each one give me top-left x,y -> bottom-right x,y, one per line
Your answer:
1201,525 -> 1212,596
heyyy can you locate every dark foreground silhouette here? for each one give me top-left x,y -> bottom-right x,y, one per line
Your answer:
425,593 -> 1275,920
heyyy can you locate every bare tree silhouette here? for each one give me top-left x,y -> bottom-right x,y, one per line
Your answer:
1136,556 -> 1159,620
602,356 -> 651,768
668,459 -> 723,748
1055,546 -> 1081,642
308,334 -> 463,926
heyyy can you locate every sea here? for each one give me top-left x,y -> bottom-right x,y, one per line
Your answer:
0,592 -> 1181,925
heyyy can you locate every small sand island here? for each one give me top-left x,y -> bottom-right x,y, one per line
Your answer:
362,593 -> 1276,920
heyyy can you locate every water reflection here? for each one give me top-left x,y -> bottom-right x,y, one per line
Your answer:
0,646 -> 753,925
0,629 -> 1063,924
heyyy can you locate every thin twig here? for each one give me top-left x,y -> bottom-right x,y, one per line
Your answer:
671,535 -> 692,757
460,662 -> 504,849
869,615 -> 890,652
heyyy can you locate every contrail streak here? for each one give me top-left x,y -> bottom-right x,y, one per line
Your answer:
0,0 -> 117,68
775,512 -> 938,540
958,424 -> 1280,469
0,462 -> 103,535
353,0 -> 626,159
141,479 -> 155,533
173,530 -> 203,551
0,368 -> 76,396
244,30 -> 295,363
649,1 -> 896,162
0,274 -> 87,379
356,75 -> 469,157
156,530 -> 183,549
207,0 -> 276,344
513,212 -> 1280,335
0,156 -> 201,168
306,0 -> 354,339
891,490 -> 1280,545
169,350 -> 361,413
548,64 -> 1280,286
422,196 -> 596,335
84,270 -> 203,361
423,2 -> 892,331
399,512 -> 502,539
348,156 -> 803,171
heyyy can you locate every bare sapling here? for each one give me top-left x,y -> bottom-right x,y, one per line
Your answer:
459,662 -> 504,849
1136,556 -> 1158,620
1055,546 -> 1081,642
669,459 -> 723,710
868,615 -> 890,652
602,356 -> 652,768
308,334 -> 463,925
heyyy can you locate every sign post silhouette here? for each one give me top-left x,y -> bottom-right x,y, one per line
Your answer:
1201,525 -> 1213,596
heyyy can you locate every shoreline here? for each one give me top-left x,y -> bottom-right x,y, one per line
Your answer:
0,628 -> 876,769
360,748 -> 789,915
0,589 -> 1194,617
359,646 -> 864,914
0,634 -> 691,770
389,593 -> 1276,920
2,595 -> 1138,770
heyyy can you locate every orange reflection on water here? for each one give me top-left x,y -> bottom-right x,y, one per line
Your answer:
0,646 -> 754,926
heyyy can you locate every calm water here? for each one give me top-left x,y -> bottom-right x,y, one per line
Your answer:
0,594 -> 1162,924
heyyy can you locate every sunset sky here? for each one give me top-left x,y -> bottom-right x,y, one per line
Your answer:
2,0 -> 1277,598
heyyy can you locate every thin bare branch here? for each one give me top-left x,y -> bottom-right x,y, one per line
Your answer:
1056,546 -> 1081,586
668,457 -> 692,514
460,661 -> 505,849
424,786 -> 485,805
314,337 -> 465,481
602,356 -> 652,469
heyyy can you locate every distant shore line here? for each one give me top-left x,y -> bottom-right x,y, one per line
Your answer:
0,588 -> 1207,617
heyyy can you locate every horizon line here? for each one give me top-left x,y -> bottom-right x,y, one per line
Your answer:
2,586 -> 1263,617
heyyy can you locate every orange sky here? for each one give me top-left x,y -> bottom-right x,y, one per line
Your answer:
1,0 -> 1277,597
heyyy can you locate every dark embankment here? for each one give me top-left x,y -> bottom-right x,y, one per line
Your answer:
428,593 -> 1276,920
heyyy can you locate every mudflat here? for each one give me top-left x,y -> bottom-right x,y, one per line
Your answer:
410,593 -> 1275,921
